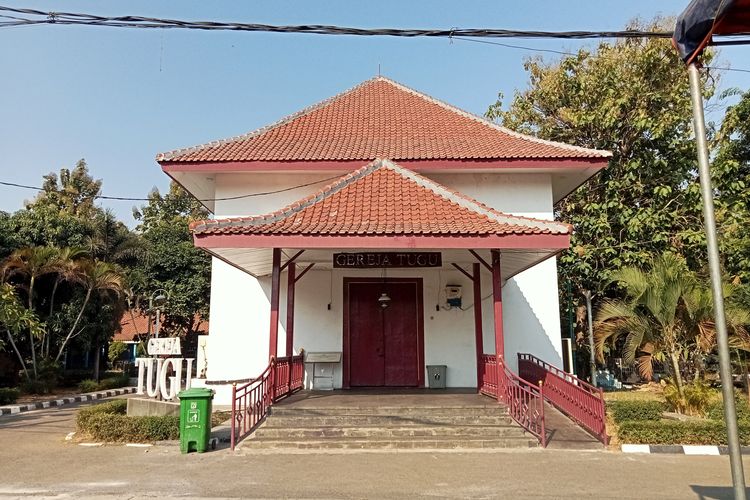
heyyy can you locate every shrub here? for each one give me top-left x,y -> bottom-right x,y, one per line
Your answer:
108,341 -> 128,365
663,380 -> 717,416
0,387 -> 20,405
61,370 -> 94,386
77,374 -> 130,393
618,420 -> 750,445
706,395 -> 750,424
98,374 -> 130,390
608,400 -> 665,423
76,399 -> 127,428
20,379 -> 51,395
78,379 -> 100,393
76,399 -> 179,442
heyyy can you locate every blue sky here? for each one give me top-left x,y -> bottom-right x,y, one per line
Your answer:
1,1 -> 748,226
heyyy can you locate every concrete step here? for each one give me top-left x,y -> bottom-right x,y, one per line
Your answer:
253,425 -> 528,440
268,406 -> 507,417
241,435 -> 538,450
262,414 -> 515,428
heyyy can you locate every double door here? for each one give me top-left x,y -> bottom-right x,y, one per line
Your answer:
345,279 -> 423,387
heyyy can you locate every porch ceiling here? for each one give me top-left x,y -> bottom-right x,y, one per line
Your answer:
206,247 -> 560,282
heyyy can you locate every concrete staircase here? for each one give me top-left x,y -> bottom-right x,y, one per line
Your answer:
240,402 -> 538,450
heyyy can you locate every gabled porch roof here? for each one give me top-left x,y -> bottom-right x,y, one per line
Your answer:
190,159 -> 571,278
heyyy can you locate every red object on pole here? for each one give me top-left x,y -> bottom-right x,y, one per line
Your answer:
286,262 -> 296,358
473,262 -> 484,391
491,249 -> 504,402
268,248 -> 281,360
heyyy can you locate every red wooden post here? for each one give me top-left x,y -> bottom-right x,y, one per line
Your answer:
269,248 -> 281,360
286,262 -> 296,358
491,249 -> 504,402
472,262 -> 484,391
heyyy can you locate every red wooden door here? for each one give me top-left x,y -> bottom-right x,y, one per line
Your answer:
347,281 -> 421,387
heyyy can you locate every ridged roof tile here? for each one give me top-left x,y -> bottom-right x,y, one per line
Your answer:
159,77 -> 610,163
190,159 -> 571,237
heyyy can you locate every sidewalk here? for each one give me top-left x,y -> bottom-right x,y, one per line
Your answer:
0,387 -> 136,416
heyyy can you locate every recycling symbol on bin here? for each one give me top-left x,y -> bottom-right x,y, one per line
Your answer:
188,401 -> 200,423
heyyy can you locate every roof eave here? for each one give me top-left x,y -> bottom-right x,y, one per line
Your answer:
159,157 -> 610,173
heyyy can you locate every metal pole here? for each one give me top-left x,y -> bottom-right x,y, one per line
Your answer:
688,62 -> 746,499
584,290 -> 597,387
155,308 -> 161,339
568,279 -> 577,376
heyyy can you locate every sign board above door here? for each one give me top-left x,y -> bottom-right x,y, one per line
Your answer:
333,252 -> 442,268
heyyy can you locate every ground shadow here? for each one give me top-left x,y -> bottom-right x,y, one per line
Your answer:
690,485 -> 750,499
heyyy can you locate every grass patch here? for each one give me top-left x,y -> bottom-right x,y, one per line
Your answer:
618,419 -> 750,445
603,388 -> 665,403
77,399 -> 179,443
608,400 -> 665,423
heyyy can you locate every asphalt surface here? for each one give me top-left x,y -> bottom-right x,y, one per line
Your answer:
0,399 -> 749,499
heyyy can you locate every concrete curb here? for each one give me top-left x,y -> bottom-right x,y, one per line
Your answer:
0,387 -> 137,416
76,438 -> 218,450
621,443 -> 750,456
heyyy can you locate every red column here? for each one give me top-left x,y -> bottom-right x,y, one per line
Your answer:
491,251 -> 505,347
268,248 -> 281,360
285,262 -> 296,358
473,262 -> 484,391
491,250 -> 504,402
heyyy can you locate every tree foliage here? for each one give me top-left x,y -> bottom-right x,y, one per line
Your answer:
487,19 -> 715,295
133,182 -> 210,336
713,89 -> 750,284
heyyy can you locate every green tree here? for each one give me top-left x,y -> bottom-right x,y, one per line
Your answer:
594,254 -> 750,399
486,19 -> 716,297
0,283 -> 44,381
713,89 -> 750,283
28,159 -> 102,218
55,259 -> 124,363
2,246 -> 61,378
133,183 -> 210,337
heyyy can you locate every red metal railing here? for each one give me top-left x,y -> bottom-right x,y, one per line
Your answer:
518,353 -> 608,445
480,354 -> 546,447
230,353 -> 305,450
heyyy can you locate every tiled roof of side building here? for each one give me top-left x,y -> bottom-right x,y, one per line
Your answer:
158,77 -> 611,164
114,312 -> 208,342
190,159 -> 572,237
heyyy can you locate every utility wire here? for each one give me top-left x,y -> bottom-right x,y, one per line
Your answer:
452,36 -> 750,74
0,6 -> 677,39
0,175 -> 342,202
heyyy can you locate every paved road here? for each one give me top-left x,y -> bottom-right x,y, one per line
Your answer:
0,400 -> 748,499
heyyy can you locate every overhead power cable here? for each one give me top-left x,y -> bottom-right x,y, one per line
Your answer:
452,36 -> 750,74
0,175 -> 342,202
0,5 -> 679,40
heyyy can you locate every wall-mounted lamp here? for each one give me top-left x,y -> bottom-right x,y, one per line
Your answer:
378,292 -> 391,309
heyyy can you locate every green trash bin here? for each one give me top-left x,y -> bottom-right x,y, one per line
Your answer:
178,387 -> 214,453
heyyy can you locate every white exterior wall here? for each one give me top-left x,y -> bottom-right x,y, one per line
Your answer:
202,171 -> 564,404
427,173 -> 563,372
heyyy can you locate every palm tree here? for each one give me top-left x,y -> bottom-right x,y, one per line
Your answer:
0,283 -> 44,381
54,259 -> 124,363
2,246 -> 60,378
43,246 -> 88,358
594,253 -> 750,399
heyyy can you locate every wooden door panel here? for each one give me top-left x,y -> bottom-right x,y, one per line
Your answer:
383,282 -> 419,386
349,283 -> 384,387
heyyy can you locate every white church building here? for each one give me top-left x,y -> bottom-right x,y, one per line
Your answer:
157,77 -> 610,406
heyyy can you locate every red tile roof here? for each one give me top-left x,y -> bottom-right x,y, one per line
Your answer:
158,77 -> 610,164
115,312 -> 208,342
190,159 -> 571,237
